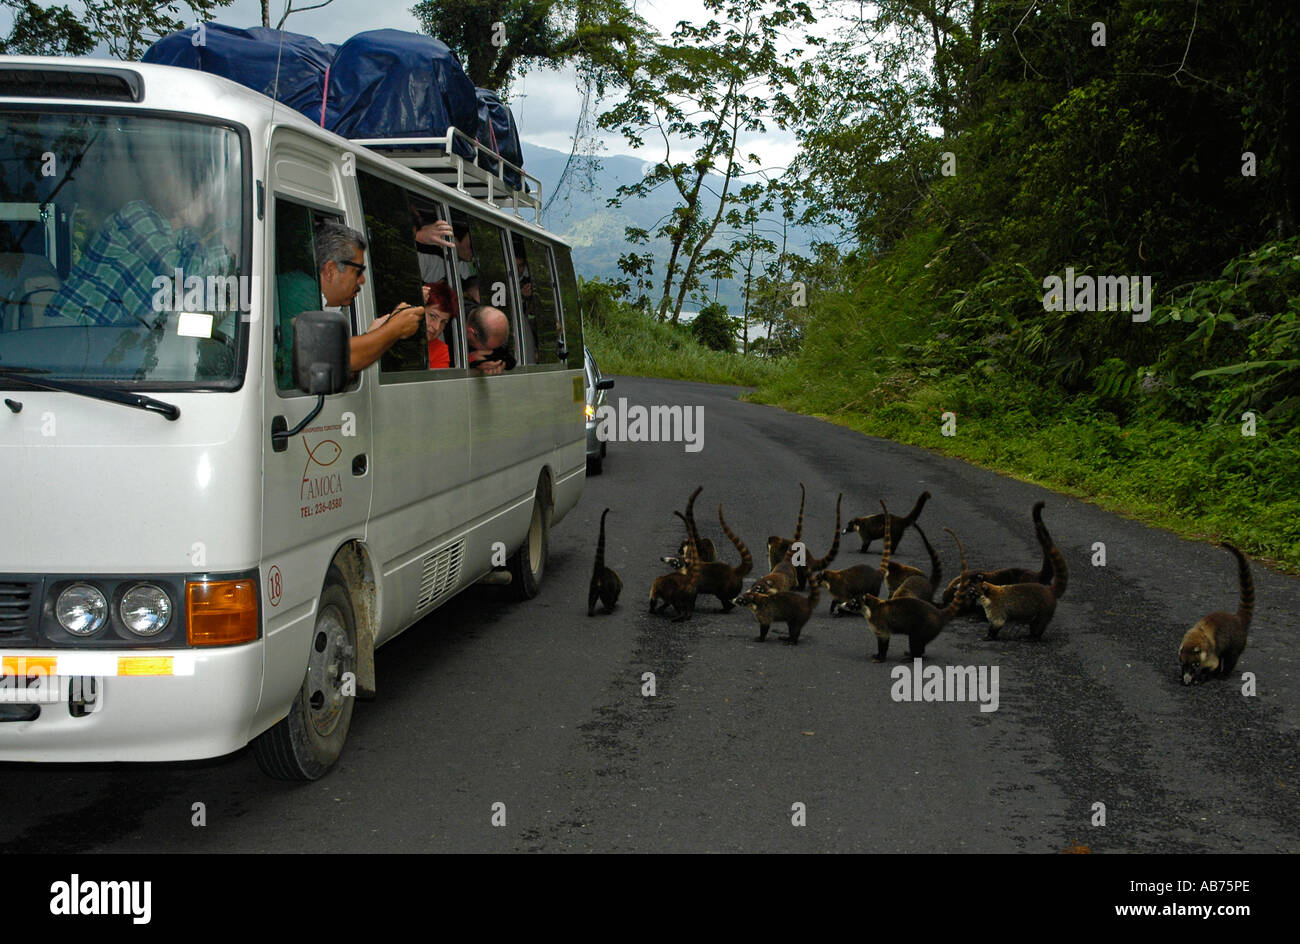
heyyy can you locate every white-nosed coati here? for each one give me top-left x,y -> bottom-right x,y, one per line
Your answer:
766,493 -> 843,590
650,511 -> 698,621
766,482 -> 806,571
749,549 -> 800,597
887,523 -> 941,602
844,490 -> 930,553
846,509 -> 964,661
733,584 -> 821,644
810,565 -> 883,616
588,508 -> 623,616
972,507 -> 1068,640
1179,542 -> 1253,685
679,486 -> 753,613
940,501 -> 1053,610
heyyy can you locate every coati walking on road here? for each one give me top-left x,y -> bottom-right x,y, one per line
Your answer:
682,486 -> 753,612
844,511 -> 963,661
1179,543 -> 1253,685
587,508 -> 623,616
940,501 -> 1053,610
734,584 -> 821,644
971,507 -> 1068,640
844,490 -> 930,554
809,564 -> 883,616
650,512 -> 699,621
768,491 -> 842,589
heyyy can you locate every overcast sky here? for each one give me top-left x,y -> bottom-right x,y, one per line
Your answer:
1,0 -> 818,172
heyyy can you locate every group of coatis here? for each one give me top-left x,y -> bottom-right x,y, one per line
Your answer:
588,485 -> 1254,685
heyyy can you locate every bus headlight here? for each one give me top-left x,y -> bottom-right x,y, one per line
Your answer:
120,583 -> 172,636
57,584 -> 108,636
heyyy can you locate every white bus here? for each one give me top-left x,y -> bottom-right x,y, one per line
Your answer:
0,58 -> 587,779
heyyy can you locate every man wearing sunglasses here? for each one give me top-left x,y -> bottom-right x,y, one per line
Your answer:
315,221 -> 424,373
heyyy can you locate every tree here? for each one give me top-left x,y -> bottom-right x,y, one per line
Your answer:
600,0 -> 815,325
0,0 -> 94,54
0,1 -> 234,60
409,0 -> 649,95
263,1 -> 337,30
691,301 -> 735,352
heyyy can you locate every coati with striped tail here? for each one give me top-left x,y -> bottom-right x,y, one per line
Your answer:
887,523 -> 941,602
766,482 -> 806,571
971,506 -> 1068,640
681,486 -> 753,612
733,583 -> 821,644
1179,543 -> 1253,685
940,502 -> 1053,611
649,512 -> 698,621
809,564 -> 883,616
843,511 -> 964,661
767,493 -> 843,590
588,508 -> 623,616
844,490 -> 930,553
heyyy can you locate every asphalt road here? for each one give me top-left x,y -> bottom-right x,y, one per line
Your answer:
2,375 -> 1297,853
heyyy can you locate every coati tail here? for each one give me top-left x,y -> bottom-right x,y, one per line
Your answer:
914,523 -> 941,587
1038,514 -> 1068,600
717,503 -> 753,577
903,490 -> 931,526
793,482 -> 806,542
595,507 -> 611,571
808,493 -> 843,570
1031,501 -> 1053,582
1221,542 -> 1254,628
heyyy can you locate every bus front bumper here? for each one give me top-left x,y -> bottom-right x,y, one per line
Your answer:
0,644 -> 264,762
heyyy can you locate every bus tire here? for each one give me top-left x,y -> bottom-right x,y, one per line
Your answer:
508,483 -> 551,600
252,568 -> 357,780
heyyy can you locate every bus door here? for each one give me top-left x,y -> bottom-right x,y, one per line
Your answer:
258,158 -> 374,719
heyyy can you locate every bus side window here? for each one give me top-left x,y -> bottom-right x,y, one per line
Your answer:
410,195 -> 460,370
553,244 -> 583,366
356,170 -> 429,374
273,200 -> 323,392
462,214 -> 518,365
521,236 -> 562,364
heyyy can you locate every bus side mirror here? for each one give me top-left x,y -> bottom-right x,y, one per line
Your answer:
293,310 -> 350,395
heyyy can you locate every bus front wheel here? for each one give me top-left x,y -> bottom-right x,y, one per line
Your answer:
252,568 -> 358,780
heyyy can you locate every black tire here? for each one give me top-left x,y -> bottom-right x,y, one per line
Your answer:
508,481 -> 551,600
252,568 -> 357,780
587,453 -> 603,475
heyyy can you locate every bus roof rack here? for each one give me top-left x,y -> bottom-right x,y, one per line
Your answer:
353,126 -> 542,224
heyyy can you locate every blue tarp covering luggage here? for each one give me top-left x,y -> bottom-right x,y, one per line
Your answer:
325,29 -> 478,158
141,24 -> 335,124
144,25 -> 524,186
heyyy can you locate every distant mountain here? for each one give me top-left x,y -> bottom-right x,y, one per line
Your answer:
520,142 -> 814,314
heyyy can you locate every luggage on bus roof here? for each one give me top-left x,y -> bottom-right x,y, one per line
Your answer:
141,24 -> 336,124
324,29 -> 477,159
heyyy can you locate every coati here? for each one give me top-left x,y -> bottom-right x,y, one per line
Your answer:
887,523 -> 941,602
749,549 -> 800,597
809,565 -> 883,616
1178,542 -> 1253,685
766,482 -> 806,571
844,490 -> 930,553
767,493 -> 843,590
587,508 -> 623,616
680,486 -> 753,612
842,507 -> 965,661
971,507 -> 1068,640
940,501 -> 1053,610
649,511 -> 698,621
733,584 -> 821,644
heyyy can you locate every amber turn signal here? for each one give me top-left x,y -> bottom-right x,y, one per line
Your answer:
186,579 -> 259,646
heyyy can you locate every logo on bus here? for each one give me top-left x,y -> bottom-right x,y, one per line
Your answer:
300,436 -> 343,502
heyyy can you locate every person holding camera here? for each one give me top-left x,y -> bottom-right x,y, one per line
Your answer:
466,304 -> 514,376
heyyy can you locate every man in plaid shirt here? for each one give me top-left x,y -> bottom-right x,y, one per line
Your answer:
49,200 -> 229,325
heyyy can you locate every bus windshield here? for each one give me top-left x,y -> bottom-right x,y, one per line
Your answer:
0,111 -> 246,388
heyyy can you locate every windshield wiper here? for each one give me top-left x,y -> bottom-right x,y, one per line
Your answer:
0,370 -> 180,421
